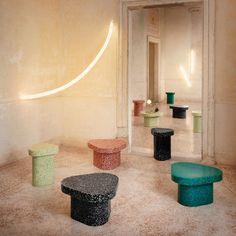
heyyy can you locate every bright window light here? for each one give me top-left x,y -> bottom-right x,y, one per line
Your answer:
147,99 -> 152,105
20,21 -> 114,100
190,49 -> 196,74
179,65 -> 192,87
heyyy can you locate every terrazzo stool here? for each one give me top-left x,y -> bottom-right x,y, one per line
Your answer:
88,139 -> 126,170
192,111 -> 202,133
142,112 -> 163,127
171,162 -> 223,207
133,100 -> 145,116
29,143 -> 59,186
151,128 -> 174,161
166,92 -> 175,104
61,173 -> 118,226
170,105 -> 189,119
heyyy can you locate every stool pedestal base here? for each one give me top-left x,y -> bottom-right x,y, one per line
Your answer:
93,151 -> 120,170
178,183 -> 213,207
71,197 -> 111,226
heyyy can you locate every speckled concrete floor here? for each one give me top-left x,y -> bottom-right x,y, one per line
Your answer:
132,102 -> 202,161
0,147 -> 236,236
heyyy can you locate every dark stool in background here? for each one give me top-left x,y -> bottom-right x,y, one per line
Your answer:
169,105 -> 189,119
166,92 -> 175,104
151,128 -> 174,161
61,173 -> 118,226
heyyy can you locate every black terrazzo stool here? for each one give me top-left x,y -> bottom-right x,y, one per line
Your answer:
169,105 -> 189,119
151,128 -> 174,161
61,173 -> 118,226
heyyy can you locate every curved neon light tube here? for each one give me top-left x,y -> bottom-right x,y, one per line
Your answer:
20,21 -> 113,100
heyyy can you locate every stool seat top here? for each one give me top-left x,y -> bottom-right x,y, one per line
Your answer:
192,111 -> 202,116
170,105 -> 189,110
29,143 -> 59,157
151,128 -> 174,136
166,92 -> 175,94
133,100 -> 145,103
171,162 -> 223,186
88,139 -> 126,153
61,173 -> 118,202
142,112 -> 163,118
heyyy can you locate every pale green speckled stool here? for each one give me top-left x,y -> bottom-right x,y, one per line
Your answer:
171,162 -> 223,207
29,143 -> 59,187
192,111 -> 202,133
142,112 -> 163,127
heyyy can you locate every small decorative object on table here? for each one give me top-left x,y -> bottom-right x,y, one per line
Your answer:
171,162 -> 223,207
141,100 -> 162,127
61,173 -> 119,226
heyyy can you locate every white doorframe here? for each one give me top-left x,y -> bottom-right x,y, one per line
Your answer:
147,36 -> 161,102
117,0 -> 215,163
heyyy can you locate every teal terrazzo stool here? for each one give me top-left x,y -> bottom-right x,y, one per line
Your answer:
29,143 -> 59,187
171,162 -> 223,207
142,112 -> 163,127
192,111 -> 202,133
166,92 -> 175,104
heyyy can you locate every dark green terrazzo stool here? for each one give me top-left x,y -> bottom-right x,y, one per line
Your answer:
171,162 -> 223,207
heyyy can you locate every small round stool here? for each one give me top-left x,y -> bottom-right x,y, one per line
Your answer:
61,173 -> 118,226
142,112 -> 163,127
192,111 -> 202,133
169,105 -> 189,119
151,128 -> 174,161
29,143 -> 59,186
133,100 -> 145,116
88,139 -> 126,170
166,92 -> 175,104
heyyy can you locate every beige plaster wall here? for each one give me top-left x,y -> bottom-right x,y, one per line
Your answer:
59,0 -> 118,147
161,6 -> 203,102
0,0 -> 64,165
215,0 -> 236,165
0,0 -> 118,165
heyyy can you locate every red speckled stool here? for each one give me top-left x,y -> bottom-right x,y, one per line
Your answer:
88,139 -> 127,170
133,100 -> 145,116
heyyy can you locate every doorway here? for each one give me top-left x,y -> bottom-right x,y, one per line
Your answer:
117,0 -> 216,162
147,37 -> 160,102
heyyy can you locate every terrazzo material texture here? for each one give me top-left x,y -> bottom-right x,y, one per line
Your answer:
133,100 -> 145,116
88,139 -> 126,170
0,147 -> 236,235
93,152 -> 121,170
170,105 -> 189,119
166,92 -> 175,104
61,173 -> 118,226
29,143 -> 59,187
142,112 -> 163,127
151,128 -> 174,161
171,162 -> 223,207
192,111 -> 202,133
